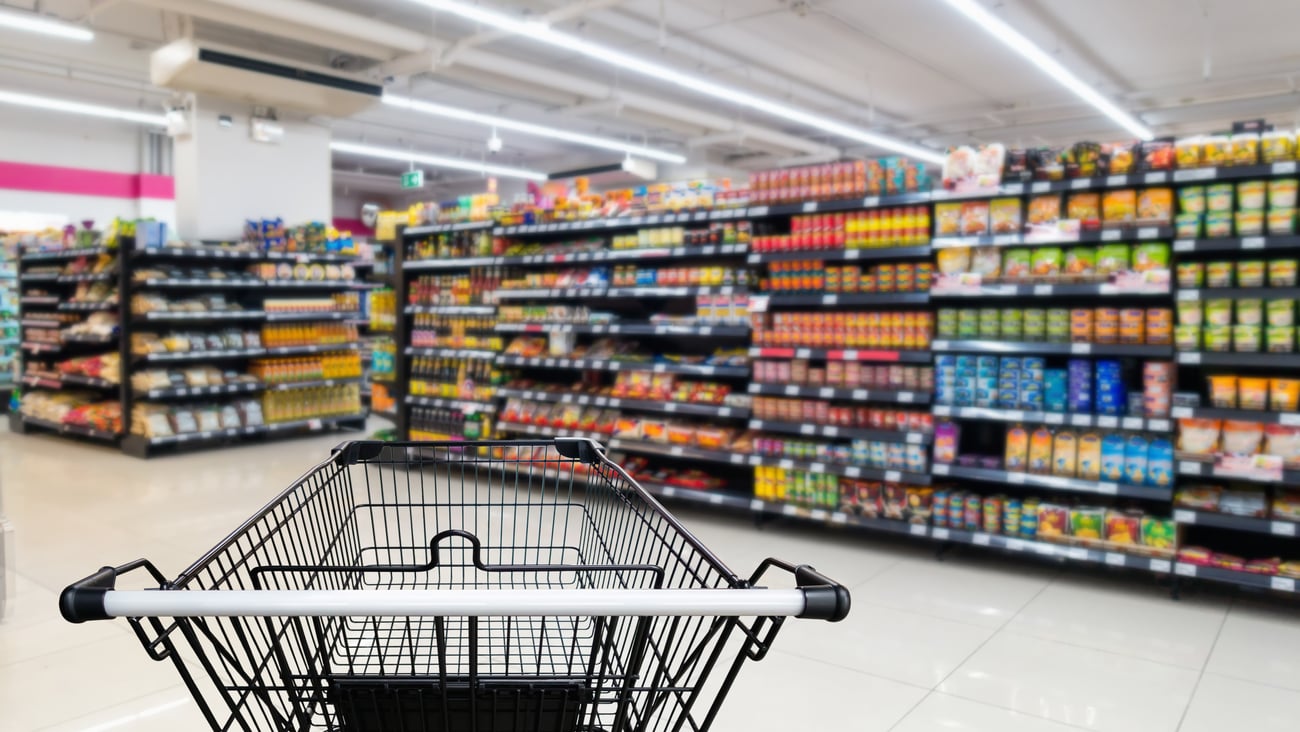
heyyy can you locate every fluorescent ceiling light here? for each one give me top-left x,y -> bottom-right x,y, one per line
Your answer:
942,0 -> 1153,141
0,89 -> 165,125
0,6 -> 93,41
383,93 -> 687,164
402,0 -> 945,165
330,140 -> 548,181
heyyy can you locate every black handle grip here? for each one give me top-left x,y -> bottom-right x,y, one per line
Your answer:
60,559 -> 168,623
749,558 -> 851,622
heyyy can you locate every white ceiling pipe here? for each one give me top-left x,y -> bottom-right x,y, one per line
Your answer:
450,48 -> 839,158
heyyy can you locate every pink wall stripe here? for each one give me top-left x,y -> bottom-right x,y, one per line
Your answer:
332,217 -> 375,237
0,160 -> 175,200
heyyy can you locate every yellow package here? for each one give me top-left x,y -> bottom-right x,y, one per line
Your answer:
1028,427 -> 1054,475
1005,425 -> 1029,471
1053,430 -> 1078,478
1077,432 -> 1102,480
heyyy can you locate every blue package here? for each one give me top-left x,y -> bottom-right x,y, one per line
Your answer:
1023,356 -> 1046,373
1044,369 -> 1068,412
1068,374 -> 1093,414
1019,381 -> 1044,411
1101,434 -> 1127,481
1147,438 -> 1174,487
1124,435 -> 1149,486
1000,356 -> 1022,374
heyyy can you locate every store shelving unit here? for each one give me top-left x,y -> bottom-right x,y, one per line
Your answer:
0,239 -> 17,408
382,163 -> 1300,597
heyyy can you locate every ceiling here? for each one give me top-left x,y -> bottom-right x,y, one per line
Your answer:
4,0 -> 1300,202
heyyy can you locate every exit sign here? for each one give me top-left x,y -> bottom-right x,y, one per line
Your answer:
401,170 -> 424,188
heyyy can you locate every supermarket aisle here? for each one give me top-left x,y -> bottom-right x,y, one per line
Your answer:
1,425 -> 1298,731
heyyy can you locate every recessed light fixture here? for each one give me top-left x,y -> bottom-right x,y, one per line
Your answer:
0,6 -> 94,42
399,0 -> 945,165
329,140 -> 548,181
942,0 -> 1153,141
0,89 -> 166,125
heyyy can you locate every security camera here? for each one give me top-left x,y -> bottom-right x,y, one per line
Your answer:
487,129 -> 503,154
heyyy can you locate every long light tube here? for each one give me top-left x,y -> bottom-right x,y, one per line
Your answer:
942,0 -> 1153,141
0,89 -> 165,125
0,6 -> 94,41
402,0 -> 945,165
383,93 -> 686,164
329,140 -> 548,181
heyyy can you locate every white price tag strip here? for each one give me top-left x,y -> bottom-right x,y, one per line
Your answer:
1174,509 -> 1196,524
1271,576 -> 1296,592
1175,563 -> 1198,577
932,527 -> 950,540
973,533 -> 992,546
1272,521 -> 1297,537
909,524 -> 928,537
1105,552 -> 1127,567
1150,559 -> 1172,573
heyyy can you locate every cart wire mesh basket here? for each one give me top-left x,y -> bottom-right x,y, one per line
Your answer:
61,439 -> 850,732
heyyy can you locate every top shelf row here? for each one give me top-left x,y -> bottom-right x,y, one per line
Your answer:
21,245 -> 365,264
403,161 -> 1300,237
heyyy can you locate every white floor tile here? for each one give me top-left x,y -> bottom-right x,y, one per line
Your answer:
778,601 -> 994,688
1206,600 -> 1300,691
711,649 -> 927,730
893,692 -> 1086,731
1179,673 -> 1300,732
938,632 -> 1199,732
851,553 -> 1056,628
1003,574 -> 1228,668
40,687 -> 206,732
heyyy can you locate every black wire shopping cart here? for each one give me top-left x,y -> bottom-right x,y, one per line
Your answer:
61,439 -> 850,732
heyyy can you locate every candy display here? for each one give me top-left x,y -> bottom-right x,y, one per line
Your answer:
751,310 -> 932,349
760,260 -> 932,293
936,306 -> 1172,345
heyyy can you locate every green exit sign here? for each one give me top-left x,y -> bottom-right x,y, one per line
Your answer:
401,170 -> 424,188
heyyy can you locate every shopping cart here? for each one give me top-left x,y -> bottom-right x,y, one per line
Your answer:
61,439 -> 850,732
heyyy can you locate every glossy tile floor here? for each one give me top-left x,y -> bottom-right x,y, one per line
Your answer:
3,422 -> 1299,731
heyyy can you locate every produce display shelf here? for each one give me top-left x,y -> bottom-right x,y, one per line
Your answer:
1172,235 -> 1300,254
265,311 -> 363,322
135,310 -> 266,321
404,305 -> 496,315
747,419 -> 932,445
57,273 -> 114,283
746,246 -> 932,264
932,405 -> 1172,432
932,463 -> 1172,500
931,282 -> 1170,298
404,395 -> 498,412
746,456 -> 931,485
1177,287 -> 1300,300
405,347 -> 499,360
21,247 -> 109,262
495,387 -> 747,418
747,346 -> 932,363
1176,457 -> 1300,487
494,322 -> 749,337
131,412 -> 368,446
1173,563 -> 1298,594
932,340 -> 1173,357
932,226 -> 1172,249
20,415 -> 119,441
1172,508 -> 1299,537
1177,351 -> 1300,368
747,382 -> 928,404
405,244 -> 748,270
495,355 -> 749,377
58,302 -> 116,312
494,285 -> 745,300
761,292 -> 929,307
1169,405 -> 1298,424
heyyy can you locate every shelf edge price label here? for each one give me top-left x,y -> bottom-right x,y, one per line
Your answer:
782,504 -> 799,517
905,433 -> 922,444
1272,521 -> 1297,537
885,470 -> 902,482
1180,352 -> 1202,365
898,392 -> 914,403
1097,416 -> 1118,428
1150,558 -> 1172,573
1097,482 -> 1119,496
1273,161 -> 1298,175
802,202 -> 818,213
973,532 -> 992,546
1173,509 -> 1196,524
1033,284 -> 1053,295
1173,239 -> 1194,252
909,524 -> 928,537
932,527 -> 950,540
1179,460 -> 1203,475
1031,181 -> 1050,193
1045,413 -> 1065,424
1105,552 -> 1127,567
1175,562 -> 1197,577
1007,472 -> 1027,484
1106,175 -> 1127,187
799,424 -> 816,435
1271,576 -> 1297,592
1100,229 -> 1122,241
1070,343 -> 1091,354
933,463 -> 950,475
831,512 -> 848,525
1241,236 -> 1266,250
822,294 -> 838,305
819,387 -> 835,398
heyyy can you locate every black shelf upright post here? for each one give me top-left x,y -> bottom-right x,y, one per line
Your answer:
393,224 -> 411,440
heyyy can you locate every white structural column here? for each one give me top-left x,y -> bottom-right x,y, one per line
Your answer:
173,96 -> 332,240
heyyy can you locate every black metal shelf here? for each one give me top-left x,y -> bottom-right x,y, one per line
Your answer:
932,282 -> 1170,298
761,292 -> 929,307
123,412 -> 368,452
20,342 -> 61,354
932,405 -> 1172,432
933,340 -> 1173,357
606,438 -> 751,466
135,382 -> 264,400
135,310 -> 265,322
1172,563 -> 1298,594
405,243 -> 748,270
17,415 -> 119,441
1176,457 -> 1300,487
264,311 -> 362,322
1173,235 -> 1300,254
1177,287 -> 1300,300
932,463 -> 1173,500
1177,351 -> 1300,368
404,221 -> 496,235
21,247 -> 110,262
748,346 -> 932,363
1173,508 -> 1299,537
746,246 -> 931,264
404,304 -> 496,315
747,455 -> 931,485
57,272 -> 115,283
138,342 -> 360,363
748,382 -> 928,404
1170,405 -> 1300,425
405,347 -> 499,360
932,226 -> 1172,249
492,209 -> 747,236
495,387 -> 748,419
495,354 -> 749,377
494,285 -> 746,300
58,302 -> 116,312
748,419 -> 932,445
404,395 -> 498,412
494,322 -> 749,338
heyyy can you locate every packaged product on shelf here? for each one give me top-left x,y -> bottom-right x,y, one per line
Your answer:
1102,189 -> 1137,225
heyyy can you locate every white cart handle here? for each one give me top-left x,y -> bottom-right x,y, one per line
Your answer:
61,561 -> 851,622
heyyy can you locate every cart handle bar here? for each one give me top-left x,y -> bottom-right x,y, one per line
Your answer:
63,587 -> 851,621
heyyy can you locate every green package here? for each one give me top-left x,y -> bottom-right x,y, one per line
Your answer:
1236,299 -> 1263,326
1268,326 -> 1296,353
1268,299 -> 1295,327
1023,308 -> 1046,340
1204,325 -> 1232,351
937,308 -> 959,338
1046,308 -> 1070,343
1030,247 -> 1063,278
1133,242 -> 1171,272
1003,248 -> 1032,280
1096,244 -> 1131,275
1064,246 -> 1096,278
1175,325 -> 1201,351
1205,299 -> 1233,326
1000,309 -> 1024,339
1179,186 -> 1205,214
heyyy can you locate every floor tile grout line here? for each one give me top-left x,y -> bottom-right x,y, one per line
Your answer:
771,648 -> 934,693
1198,669 -> 1300,695
1175,596 -> 1235,731
997,624 -> 1224,673
886,565 -> 1062,730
